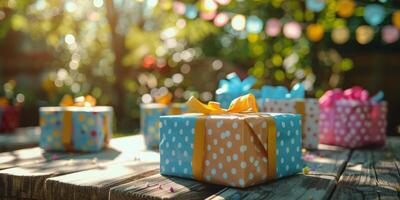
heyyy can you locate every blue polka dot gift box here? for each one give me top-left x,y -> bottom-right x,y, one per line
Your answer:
259,84 -> 320,149
39,95 -> 113,152
159,94 -> 303,188
140,103 -> 187,150
216,72 -> 258,109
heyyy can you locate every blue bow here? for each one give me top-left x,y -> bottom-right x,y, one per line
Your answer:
261,83 -> 305,100
216,73 -> 257,109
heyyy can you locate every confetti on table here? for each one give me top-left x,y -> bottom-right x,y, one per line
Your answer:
303,153 -> 316,161
303,166 -> 310,174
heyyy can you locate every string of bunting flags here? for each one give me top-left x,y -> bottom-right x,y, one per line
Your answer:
168,0 -> 400,44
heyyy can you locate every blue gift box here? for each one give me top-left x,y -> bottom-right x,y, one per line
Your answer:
140,103 -> 187,149
159,112 -> 303,188
39,106 -> 113,152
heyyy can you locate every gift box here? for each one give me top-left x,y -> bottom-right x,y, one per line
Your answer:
39,95 -> 113,152
160,94 -> 303,188
259,84 -> 319,149
319,87 -> 387,148
0,98 -> 21,133
216,73 -> 258,109
140,103 -> 186,149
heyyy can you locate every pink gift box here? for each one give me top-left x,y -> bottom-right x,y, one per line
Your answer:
319,87 -> 387,148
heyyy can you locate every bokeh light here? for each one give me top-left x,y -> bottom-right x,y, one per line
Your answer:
382,25 -> 399,44
231,14 -> 246,31
306,0 -> 326,12
307,24 -> 324,42
364,4 -> 386,26
173,2 -> 186,15
331,27 -> 350,44
336,0 -> 355,18
246,16 -> 263,34
185,5 -> 198,19
356,25 -> 374,44
283,21 -> 302,39
392,10 -> 400,29
265,18 -> 281,37
214,0 -> 231,6
213,13 -> 229,27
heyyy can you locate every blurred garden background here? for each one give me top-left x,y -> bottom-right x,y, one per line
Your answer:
0,0 -> 399,135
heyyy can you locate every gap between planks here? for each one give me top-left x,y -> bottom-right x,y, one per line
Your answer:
331,137 -> 400,200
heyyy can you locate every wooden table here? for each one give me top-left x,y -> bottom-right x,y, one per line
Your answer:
0,127 -> 40,152
0,135 -> 399,200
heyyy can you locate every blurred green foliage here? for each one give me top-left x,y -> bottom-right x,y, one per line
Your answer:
0,0 -> 358,130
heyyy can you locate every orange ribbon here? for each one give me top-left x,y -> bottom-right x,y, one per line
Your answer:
295,100 -> 306,139
187,94 -> 277,181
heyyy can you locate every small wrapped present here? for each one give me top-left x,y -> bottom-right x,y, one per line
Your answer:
0,97 -> 21,133
140,92 -> 187,149
259,84 -> 320,149
216,73 -> 258,109
160,94 -> 303,188
39,95 -> 113,152
319,87 -> 387,148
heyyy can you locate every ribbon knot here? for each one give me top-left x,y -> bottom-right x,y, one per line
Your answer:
187,93 -> 258,115
60,95 -> 96,107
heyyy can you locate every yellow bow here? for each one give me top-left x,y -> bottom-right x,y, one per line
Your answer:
60,95 -> 96,107
154,92 -> 173,105
186,93 -> 258,115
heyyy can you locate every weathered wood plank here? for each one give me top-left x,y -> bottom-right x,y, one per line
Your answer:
109,144 -> 350,200
109,174 -> 225,200
45,151 -> 160,200
206,144 -> 350,200
0,127 -> 40,152
0,147 -> 73,170
331,137 -> 400,200
0,135 -> 146,199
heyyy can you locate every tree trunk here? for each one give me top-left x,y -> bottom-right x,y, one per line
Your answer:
105,0 -> 129,129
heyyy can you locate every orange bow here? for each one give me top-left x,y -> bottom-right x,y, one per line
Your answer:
60,95 -> 96,107
186,93 -> 258,115
154,92 -> 173,105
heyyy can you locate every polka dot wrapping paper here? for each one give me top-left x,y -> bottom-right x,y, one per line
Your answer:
262,99 -> 320,149
39,106 -> 113,152
159,112 -> 304,188
319,100 -> 387,148
140,103 -> 187,150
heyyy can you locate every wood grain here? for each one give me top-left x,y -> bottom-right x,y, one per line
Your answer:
331,138 -> 400,200
0,127 -> 40,152
45,152 -> 160,200
109,174 -> 225,200
0,147 -> 75,170
207,144 -> 351,200
0,135 -> 146,199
